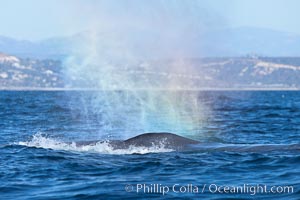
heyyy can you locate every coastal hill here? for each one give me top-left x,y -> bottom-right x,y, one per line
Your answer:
1,26 -> 300,89
1,52 -> 300,89
1,27 -> 300,59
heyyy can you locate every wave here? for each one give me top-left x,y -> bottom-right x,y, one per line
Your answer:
17,133 -> 173,155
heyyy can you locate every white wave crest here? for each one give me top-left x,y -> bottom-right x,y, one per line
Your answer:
17,133 -> 173,154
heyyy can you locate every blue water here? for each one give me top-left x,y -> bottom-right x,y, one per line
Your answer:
0,91 -> 299,199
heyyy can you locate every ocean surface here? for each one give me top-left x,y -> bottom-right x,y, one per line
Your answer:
0,91 -> 299,199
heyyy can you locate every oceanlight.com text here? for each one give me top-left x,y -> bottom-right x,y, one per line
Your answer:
125,183 -> 294,196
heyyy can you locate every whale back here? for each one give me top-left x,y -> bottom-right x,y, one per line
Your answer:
74,133 -> 200,151
119,132 -> 199,150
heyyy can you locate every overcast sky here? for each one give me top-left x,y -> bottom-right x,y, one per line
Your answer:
0,0 -> 300,40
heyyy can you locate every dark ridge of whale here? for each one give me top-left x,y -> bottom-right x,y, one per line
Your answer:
114,132 -> 200,150
74,133 -> 300,152
76,132 -> 200,151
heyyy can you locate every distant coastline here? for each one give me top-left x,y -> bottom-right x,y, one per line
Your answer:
2,53 -> 300,90
1,87 -> 299,91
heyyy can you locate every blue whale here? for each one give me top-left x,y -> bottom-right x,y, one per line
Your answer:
115,132 -> 200,150
75,132 -> 300,152
77,132 -> 200,151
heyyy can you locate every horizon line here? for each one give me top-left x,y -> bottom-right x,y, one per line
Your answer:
1,87 -> 299,92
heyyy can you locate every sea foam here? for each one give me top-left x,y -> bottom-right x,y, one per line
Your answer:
17,133 -> 173,155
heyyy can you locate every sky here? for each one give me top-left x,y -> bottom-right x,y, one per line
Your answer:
0,0 -> 300,41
